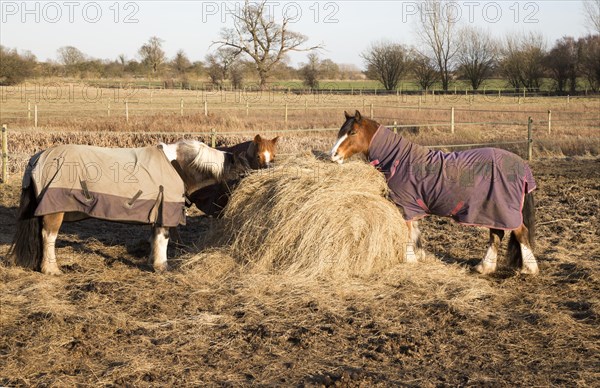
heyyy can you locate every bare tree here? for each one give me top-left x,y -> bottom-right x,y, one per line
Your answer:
412,54 -> 439,90
578,34 -> 600,91
582,0 -> 600,33
205,47 -> 240,87
172,50 -> 191,75
362,41 -> 411,91
500,32 -> 546,91
545,37 -> 579,93
214,0 -> 322,88
319,59 -> 340,79
229,62 -> 245,89
457,27 -> 498,90
57,46 -> 85,76
300,53 -> 320,89
138,36 -> 166,74
415,0 -> 460,91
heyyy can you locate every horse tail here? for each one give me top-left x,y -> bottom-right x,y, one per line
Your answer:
507,192 -> 536,267
9,184 -> 43,270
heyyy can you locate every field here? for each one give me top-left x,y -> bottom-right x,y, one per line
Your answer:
0,88 -> 599,386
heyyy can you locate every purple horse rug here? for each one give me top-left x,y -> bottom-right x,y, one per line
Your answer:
369,126 -> 536,230
23,144 -> 186,227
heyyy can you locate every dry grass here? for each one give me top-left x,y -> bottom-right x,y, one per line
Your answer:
0,153 -> 599,386
189,154 -> 409,279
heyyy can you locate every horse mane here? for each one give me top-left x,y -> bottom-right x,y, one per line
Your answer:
178,140 -> 225,180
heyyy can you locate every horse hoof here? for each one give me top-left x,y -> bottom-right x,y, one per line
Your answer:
153,263 -> 169,273
519,266 -> 539,276
42,267 -> 63,276
474,263 -> 495,275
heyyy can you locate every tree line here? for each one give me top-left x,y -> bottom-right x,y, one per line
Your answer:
1,0 -> 599,93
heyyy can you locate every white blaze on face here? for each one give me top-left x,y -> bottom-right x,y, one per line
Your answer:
330,134 -> 348,164
263,150 -> 271,165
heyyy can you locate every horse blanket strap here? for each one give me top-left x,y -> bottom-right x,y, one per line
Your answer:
27,145 -> 186,227
368,126 -> 536,230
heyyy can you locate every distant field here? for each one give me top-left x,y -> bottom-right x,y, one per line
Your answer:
1,84 -> 598,163
21,77 -> 598,94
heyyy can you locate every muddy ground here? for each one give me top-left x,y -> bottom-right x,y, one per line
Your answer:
0,157 -> 598,386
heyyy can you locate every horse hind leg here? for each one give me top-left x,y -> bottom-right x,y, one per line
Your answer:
475,228 -> 504,275
149,226 -> 170,272
405,221 -> 425,263
509,224 -> 539,275
41,213 -> 64,275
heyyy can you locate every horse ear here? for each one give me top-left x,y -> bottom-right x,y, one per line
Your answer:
354,110 -> 362,121
344,111 -> 352,120
271,136 -> 279,144
253,134 -> 262,144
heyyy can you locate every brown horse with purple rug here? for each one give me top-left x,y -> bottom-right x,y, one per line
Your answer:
330,111 -> 539,275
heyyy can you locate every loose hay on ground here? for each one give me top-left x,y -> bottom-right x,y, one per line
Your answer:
192,154 -> 409,279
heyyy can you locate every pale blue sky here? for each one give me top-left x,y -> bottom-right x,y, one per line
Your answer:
0,1 -> 594,67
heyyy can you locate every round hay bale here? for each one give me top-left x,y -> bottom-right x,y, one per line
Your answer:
205,154 -> 409,278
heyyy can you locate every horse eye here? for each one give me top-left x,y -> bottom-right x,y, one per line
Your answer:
349,130 -> 357,136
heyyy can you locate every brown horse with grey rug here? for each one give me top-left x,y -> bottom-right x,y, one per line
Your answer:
9,140 -> 238,274
330,111 -> 539,275
188,135 -> 278,216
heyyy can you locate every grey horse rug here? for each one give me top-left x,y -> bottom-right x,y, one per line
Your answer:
369,126 -> 536,230
23,144 -> 186,227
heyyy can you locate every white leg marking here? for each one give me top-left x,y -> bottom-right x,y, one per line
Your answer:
330,134 -> 348,163
150,228 -> 169,272
41,230 -> 62,275
405,244 -> 418,263
519,243 -> 539,275
405,222 -> 422,263
475,245 -> 498,275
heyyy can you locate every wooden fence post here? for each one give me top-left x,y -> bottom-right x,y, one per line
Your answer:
527,117 -> 533,161
204,100 -> 208,116
108,101 -> 111,117
1,124 -> 7,183
450,107 -> 455,134
27,100 -> 31,121
34,105 -> 38,128
370,103 -> 373,119
246,101 -> 249,116
284,103 -> 288,125
180,98 -> 184,116
547,110 -> 552,134
210,128 -> 216,148
393,121 -> 398,134
125,101 -> 129,123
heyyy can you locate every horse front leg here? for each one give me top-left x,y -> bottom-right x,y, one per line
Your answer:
149,226 -> 170,272
41,213 -> 64,275
475,228 -> 504,275
405,220 -> 425,263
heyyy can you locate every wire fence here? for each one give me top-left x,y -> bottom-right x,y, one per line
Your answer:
1,89 -> 598,184
0,117 -> 539,185
2,99 -> 599,133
